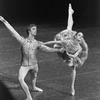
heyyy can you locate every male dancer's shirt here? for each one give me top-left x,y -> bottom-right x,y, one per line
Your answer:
10,32 -> 43,67
21,39 -> 41,66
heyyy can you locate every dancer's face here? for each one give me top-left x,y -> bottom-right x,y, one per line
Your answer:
64,32 -> 72,40
29,26 -> 37,36
77,32 -> 83,40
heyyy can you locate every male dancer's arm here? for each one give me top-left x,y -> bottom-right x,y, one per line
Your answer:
0,16 -> 24,43
39,42 -> 63,52
43,40 -> 62,45
44,32 -> 65,45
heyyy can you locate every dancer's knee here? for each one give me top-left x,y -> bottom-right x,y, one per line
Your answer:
18,76 -> 25,83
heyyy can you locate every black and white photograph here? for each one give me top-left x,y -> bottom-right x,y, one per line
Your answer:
0,0 -> 100,100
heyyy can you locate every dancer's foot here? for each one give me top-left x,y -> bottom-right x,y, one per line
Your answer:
26,97 -> 33,100
70,86 -> 75,96
69,4 -> 74,14
33,87 -> 43,92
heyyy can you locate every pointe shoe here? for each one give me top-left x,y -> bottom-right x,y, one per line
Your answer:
70,87 -> 75,96
33,87 -> 43,92
71,90 -> 75,96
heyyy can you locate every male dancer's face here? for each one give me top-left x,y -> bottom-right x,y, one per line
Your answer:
29,26 -> 37,36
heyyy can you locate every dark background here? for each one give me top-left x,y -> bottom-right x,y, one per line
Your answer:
0,0 -> 100,28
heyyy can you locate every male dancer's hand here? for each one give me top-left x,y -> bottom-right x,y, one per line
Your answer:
0,16 -> 6,23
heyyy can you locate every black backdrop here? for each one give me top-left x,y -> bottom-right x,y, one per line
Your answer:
0,0 -> 100,27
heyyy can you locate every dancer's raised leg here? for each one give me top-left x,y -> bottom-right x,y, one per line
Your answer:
67,4 -> 74,31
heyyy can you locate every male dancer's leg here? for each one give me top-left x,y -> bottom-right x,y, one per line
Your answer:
18,66 -> 32,100
30,64 -> 43,92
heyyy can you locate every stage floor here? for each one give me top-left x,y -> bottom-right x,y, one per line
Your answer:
0,24 -> 100,100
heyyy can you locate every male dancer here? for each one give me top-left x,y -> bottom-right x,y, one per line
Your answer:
0,16 -> 63,100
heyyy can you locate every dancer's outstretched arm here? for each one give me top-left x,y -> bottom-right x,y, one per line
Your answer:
43,40 -> 62,45
40,42 -> 63,52
0,16 -> 24,43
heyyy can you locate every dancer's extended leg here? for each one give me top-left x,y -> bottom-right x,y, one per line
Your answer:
67,4 -> 74,30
